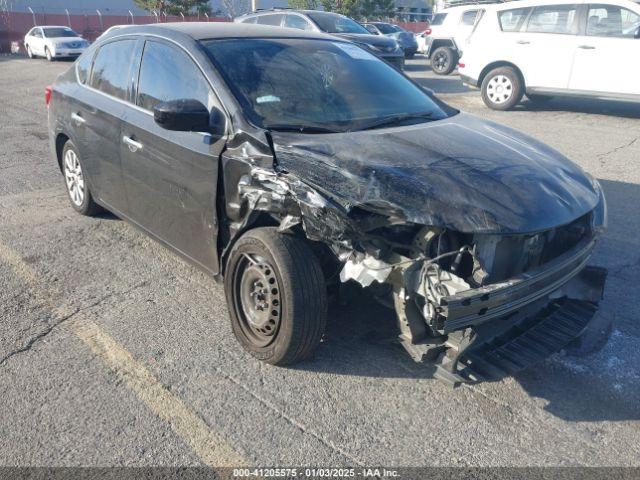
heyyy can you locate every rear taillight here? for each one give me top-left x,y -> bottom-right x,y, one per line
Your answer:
45,85 -> 52,108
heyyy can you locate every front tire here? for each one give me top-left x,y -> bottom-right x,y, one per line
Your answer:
481,66 -> 524,110
430,46 -> 457,75
26,44 -> 34,59
45,47 -> 53,61
225,227 -> 327,366
61,140 -> 102,216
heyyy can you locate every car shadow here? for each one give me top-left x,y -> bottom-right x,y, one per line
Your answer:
293,178 -> 640,422
515,96 -> 640,119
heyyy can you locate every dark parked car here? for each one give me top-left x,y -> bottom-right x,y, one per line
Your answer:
48,23 -> 608,385
235,9 -> 405,70
362,22 -> 419,57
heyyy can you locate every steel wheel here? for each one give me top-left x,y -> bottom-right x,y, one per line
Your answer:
64,148 -> 85,207
233,253 -> 282,348
486,74 -> 514,105
432,50 -> 449,73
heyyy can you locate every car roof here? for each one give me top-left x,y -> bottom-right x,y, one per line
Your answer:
102,22 -> 336,41
239,9 -> 345,17
485,0 -> 638,9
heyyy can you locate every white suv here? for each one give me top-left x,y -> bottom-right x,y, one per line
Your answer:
458,0 -> 640,109
24,26 -> 89,61
418,4 -> 485,75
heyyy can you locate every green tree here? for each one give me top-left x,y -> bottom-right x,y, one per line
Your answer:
133,0 -> 211,15
288,0 -> 319,9
320,0 -> 396,20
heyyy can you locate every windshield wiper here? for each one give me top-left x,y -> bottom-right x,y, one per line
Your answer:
359,112 -> 438,131
264,124 -> 341,134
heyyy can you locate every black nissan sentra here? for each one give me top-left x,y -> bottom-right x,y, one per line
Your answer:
48,23 -> 608,385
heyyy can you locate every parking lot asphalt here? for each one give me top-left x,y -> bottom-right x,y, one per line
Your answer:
1,54 -> 639,467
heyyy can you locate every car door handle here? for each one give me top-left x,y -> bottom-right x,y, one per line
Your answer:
71,112 -> 86,125
122,136 -> 143,153
516,40 -> 530,45
578,45 -> 596,49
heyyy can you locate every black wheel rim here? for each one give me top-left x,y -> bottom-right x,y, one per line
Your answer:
233,253 -> 282,348
433,52 -> 449,72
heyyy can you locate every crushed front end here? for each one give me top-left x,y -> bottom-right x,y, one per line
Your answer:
339,203 -> 608,386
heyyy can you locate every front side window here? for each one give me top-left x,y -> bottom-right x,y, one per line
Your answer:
256,14 -> 284,26
43,27 -> 78,38
32,28 -> 43,38
137,41 -> 214,112
461,10 -> 479,25
284,14 -> 314,30
202,38 -> 454,132
89,39 -> 136,100
498,8 -> 531,31
241,16 -> 258,24
526,5 -> 578,34
306,12 -> 371,34
586,4 -> 640,37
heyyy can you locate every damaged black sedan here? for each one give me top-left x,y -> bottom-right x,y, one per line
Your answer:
48,23 -> 608,384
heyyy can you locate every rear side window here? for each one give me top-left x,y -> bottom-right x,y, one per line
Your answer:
256,14 -> 284,26
76,51 -> 94,84
90,40 -> 136,100
586,4 -> 640,37
137,41 -> 214,112
284,14 -> 313,30
526,4 -> 578,34
461,10 -> 479,25
430,13 -> 448,25
498,7 -> 531,31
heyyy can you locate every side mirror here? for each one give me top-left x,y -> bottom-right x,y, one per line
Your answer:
154,99 -> 224,135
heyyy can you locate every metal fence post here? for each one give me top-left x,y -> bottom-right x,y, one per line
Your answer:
27,6 -> 36,26
204,12 -> 209,22
180,12 -> 185,21
129,10 -> 135,24
65,8 -> 71,27
96,9 -> 103,30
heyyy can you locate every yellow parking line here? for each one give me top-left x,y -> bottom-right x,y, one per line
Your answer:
0,240 -> 246,467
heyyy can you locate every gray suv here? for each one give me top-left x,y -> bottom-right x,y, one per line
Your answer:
235,9 -> 405,69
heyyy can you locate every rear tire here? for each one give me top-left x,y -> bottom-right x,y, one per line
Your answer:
61,140 -> 102,216
430,46 -> 457,75
225,227 -> 327,366
481,66 -> 524,110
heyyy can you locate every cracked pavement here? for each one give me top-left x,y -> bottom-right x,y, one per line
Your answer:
1,55 -> 639,467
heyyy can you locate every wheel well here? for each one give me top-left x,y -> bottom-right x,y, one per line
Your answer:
478,61 -> 525,89
55,133 -> 69,172
428,39 -> 456,58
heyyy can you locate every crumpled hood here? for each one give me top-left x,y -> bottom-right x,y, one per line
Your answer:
271,113 -> 600,234
333,32 -> 397,50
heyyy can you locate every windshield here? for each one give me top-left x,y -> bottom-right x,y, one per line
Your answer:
202,38 -> 454,132
375,23 -> 397,34
430,13 -> 447,25
43,27 -> 78,38
306,12 -> 371,34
